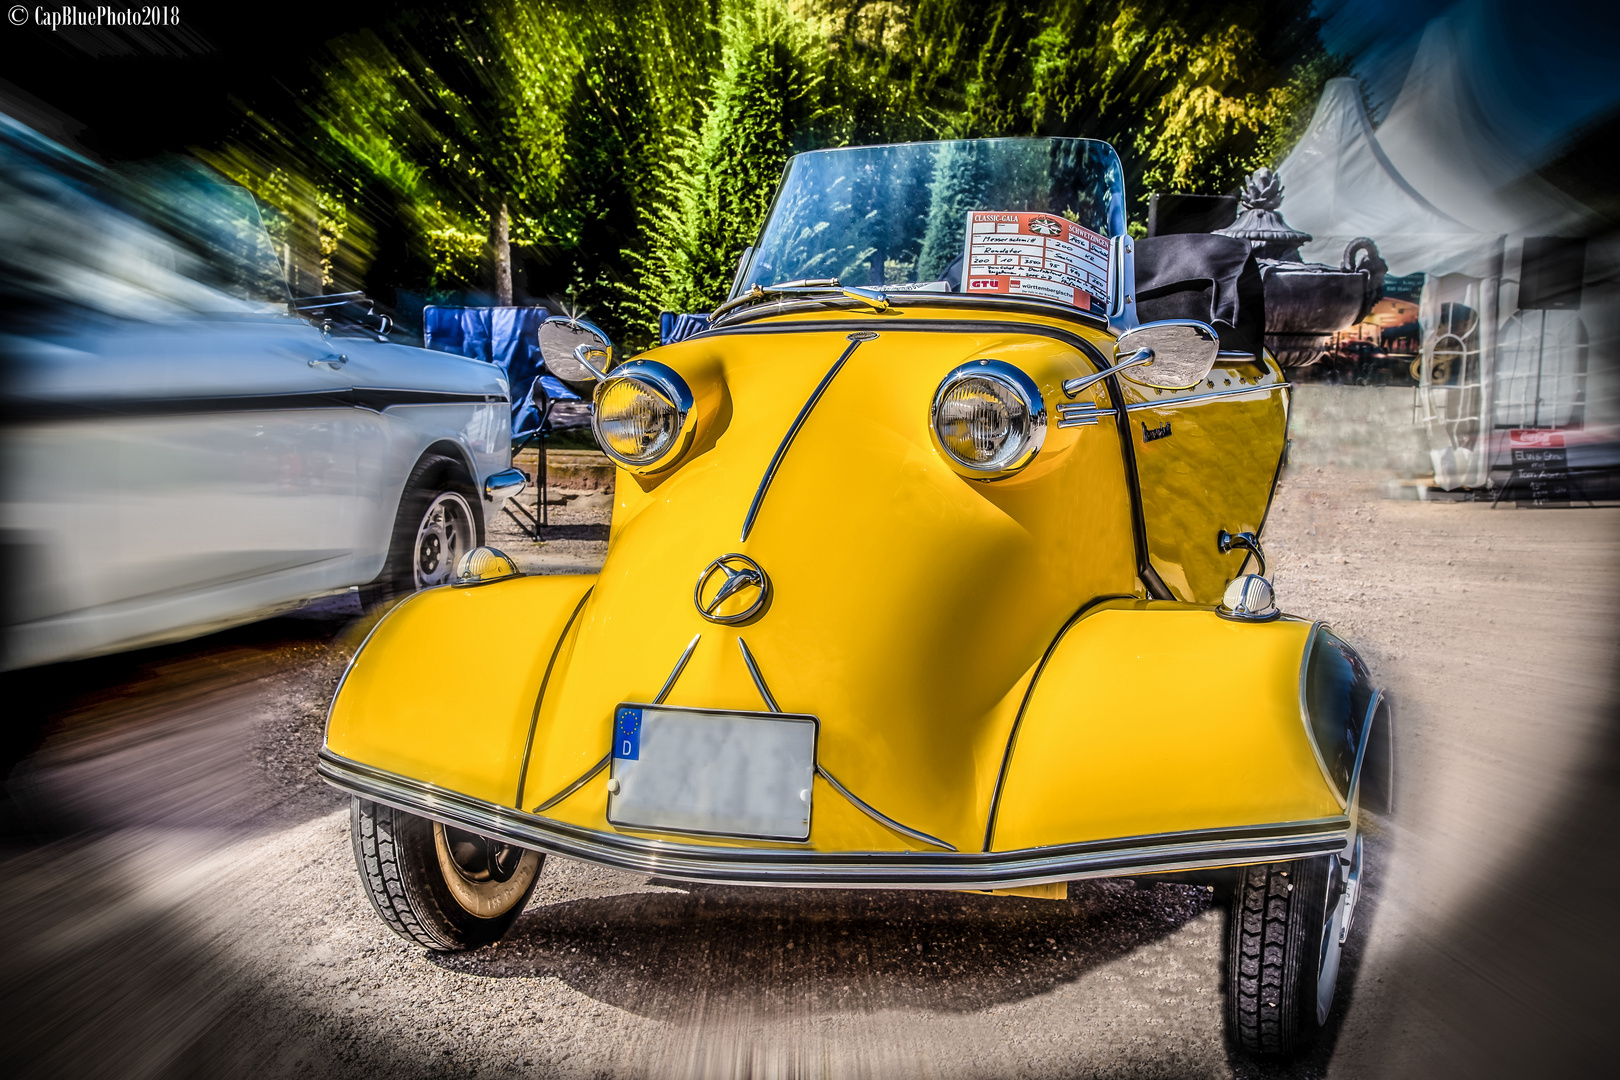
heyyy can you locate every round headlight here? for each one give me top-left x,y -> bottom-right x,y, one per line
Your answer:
590,360 -> 696,473
929,360 -> 1047,479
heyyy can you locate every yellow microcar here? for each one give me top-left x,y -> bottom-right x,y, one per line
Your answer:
319,138 -> 1392,1058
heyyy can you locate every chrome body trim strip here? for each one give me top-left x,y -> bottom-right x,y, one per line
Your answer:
737,636 -> 780,713
1056,404 -> 1117,428
654,633 -> 701,705
512,586 -> 594,808
532,754 -> 609,814
3,386 -> 509,421
1297,622 -> 1350,811
1347,687 -> 1385,809
318,750 -> 1350,890
1124,382 -> 1290,412
982,594 -> 1139,851
738,635 -> 952,852
740,331 -> 877,541
815,764 -> 957,852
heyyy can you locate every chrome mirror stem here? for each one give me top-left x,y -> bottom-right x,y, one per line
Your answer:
1217,529 -> 1267,577
1062,348 -> 1152,397
573,344 -> 612,382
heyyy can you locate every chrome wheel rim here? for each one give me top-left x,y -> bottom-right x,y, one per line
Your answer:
432,822 -> 541,919
413,491 -> 475,589
442,825 -> 525,884
1316,833 -> 1362,1024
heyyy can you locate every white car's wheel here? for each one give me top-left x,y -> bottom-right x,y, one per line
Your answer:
365,454 -> 482,605
411,490 -> 476,589
350,798 -> 543,950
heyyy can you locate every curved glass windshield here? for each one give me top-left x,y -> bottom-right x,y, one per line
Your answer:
737,138 -> 1126,317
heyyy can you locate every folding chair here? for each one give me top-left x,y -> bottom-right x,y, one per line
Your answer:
504,374 -> 585,537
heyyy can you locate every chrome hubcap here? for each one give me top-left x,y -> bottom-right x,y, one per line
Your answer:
414,492 -> 474,588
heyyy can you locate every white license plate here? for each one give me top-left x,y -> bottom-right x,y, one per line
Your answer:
607,704 -> 817,841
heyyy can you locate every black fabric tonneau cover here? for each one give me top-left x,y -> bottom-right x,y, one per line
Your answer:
1133,234 -> 1264,356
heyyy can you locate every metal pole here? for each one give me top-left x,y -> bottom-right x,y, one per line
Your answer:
1533,309 -> 1546,428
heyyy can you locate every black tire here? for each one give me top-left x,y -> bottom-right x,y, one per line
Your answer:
1226,856 -> 1340,1056
350,798 -> 543,951
363,453 -> 483,606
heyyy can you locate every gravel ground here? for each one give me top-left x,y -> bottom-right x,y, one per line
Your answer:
1,467 -> 1615,1079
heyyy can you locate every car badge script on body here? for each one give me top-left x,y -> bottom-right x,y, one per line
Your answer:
694,554 -> 770,624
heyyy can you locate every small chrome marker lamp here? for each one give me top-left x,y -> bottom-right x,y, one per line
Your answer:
1215,529 -> 1279,621
454,547 -> 523,587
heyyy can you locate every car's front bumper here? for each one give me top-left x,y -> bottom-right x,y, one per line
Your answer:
317,749 -> 1352,890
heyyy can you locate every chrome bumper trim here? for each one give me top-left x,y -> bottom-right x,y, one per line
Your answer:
318,750 -> 1350,890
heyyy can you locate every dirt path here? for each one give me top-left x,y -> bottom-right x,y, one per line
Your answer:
2,469 -> 1615,1079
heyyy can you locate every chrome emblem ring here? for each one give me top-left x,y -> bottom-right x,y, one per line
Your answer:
694,554 -> 769,624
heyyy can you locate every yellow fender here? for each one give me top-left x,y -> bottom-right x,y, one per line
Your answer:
326,574 -> 595,807
990,600 -> 1344,854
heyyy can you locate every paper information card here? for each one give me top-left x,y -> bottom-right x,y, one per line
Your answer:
962,210 -> 1110,312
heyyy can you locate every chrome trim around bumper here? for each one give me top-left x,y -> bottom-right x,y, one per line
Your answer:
484,467 -> 528,501
317,750 -> 1351,890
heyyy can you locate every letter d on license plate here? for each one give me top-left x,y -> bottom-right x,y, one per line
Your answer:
607,704 -> 817,841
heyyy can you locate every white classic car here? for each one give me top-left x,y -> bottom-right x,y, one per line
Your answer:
0,116 -> 525,670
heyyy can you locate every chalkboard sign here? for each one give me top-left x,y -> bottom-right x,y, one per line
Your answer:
1506,429 -> 1572,505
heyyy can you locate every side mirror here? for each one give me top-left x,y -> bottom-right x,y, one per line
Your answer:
538,316 -> 615,395
1062,320 -> 1220,397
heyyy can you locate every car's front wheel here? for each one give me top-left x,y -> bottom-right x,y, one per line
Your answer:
350,798 -> 543,950
364,453 -> 481,605
1225,845 -> 1359,1056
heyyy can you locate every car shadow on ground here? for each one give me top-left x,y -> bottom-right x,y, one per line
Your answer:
2,599 -> 364,840
531,522 -> 610,542
434,877 -> 1215,1020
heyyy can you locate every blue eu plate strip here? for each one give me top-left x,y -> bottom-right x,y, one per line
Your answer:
614,707 -> 642,760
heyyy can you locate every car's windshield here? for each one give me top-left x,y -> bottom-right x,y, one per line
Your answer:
736,138 -> 1126,317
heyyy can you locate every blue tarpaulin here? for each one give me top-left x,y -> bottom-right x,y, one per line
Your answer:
422,305 -> 581,437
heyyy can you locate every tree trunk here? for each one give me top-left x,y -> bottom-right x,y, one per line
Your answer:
491,200 -> 512,306
287,174 -> 323,299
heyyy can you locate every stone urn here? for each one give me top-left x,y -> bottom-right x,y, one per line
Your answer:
1216,169 -> 1388,367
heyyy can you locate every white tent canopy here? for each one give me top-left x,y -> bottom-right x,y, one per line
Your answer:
1273,8 -> 1606,490
1279,77 -> 1495,279
1376,14 -> 1588,240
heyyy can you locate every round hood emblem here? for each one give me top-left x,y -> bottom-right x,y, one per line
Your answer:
694,554 -> 770,624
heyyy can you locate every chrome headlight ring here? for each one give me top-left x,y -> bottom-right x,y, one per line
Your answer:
591,360 -> 697,474
928,359 -> 1048,481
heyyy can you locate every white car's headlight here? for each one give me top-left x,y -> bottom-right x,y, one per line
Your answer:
591,361 -> 696,473
929,360 -> 1047,480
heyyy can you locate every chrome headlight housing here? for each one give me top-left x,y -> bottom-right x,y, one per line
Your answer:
929,360 -> 1047,480
591,360 -> 696,474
